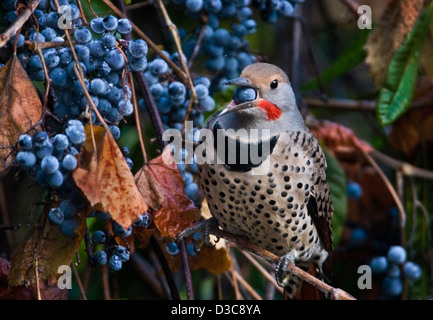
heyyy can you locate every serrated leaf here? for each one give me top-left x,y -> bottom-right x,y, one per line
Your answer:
377,4 -> 433,126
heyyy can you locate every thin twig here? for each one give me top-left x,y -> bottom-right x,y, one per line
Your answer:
129,74 -> 148,163
233,269 -> 263,300
370,150 -> 433,180
339,0 -> 361,18
34,259 -> 41,300
210,227 -> 356,300
101,264 -> 111,300
76,0 -> 88,26
241,250 -> 283,294
303,97 -> 377,112
362,150 -> 407,231
0,0 -> 41,48
180,239 -> 194,300
71,263 -> 88,300
156,0 -> 198,134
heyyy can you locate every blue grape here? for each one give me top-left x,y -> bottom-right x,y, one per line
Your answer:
187,241 -> 197,256
49,67 -> 67,89
47,170 -> 64,187
16,151 -> 36,168
113,246 -> 130,262
61,154 -> 77,171
347,181 -> 363,199
105,49 -> 125,70
94,250 -> 108,265
87,39 -> 106,58
233,86 -> 257,104
101,32 -> 117,49
60,217 -> 79,237
112,221 -> 132,237
43,51 -> 60,69
168,81 -> 186,98
41,155 -> 60,174
66,120 -> 86,145
199,95 -> 215,112
90,17 -> 105,34
125,157 -> 134,169
102,15 -> 118,31
92,230 -> 107,245
403,262 -> 422,281
387,246 -> 406,265
90,78 -> 109,96
19,134 -> 33,150
59,198 -> 77,219
166,241 -> 180,255
128,39 -> 148,58
195,84 -> 209,100
74,27 -> 92,43
53,134 -> 69,152
370,256 -> 388,273
48,207 -> 64,226
133,213 -> 150,227
382,276 -> 403,297
34,140 -> 53,159
186,0 -> 203,12
108,254 -> 122,271
350,227 -> 367,246
129,56 -> 148,72
109,125 -> 121,140
117,18 -> 132,34
185,182 -> 200,201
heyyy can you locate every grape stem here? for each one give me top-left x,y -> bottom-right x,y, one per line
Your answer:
0,0 -> 41,48
155,0 -> 198,136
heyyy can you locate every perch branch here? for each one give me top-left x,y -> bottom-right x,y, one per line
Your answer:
209,227 -> 356,300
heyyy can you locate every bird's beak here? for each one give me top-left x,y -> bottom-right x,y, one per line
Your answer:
223,77 -> 258,89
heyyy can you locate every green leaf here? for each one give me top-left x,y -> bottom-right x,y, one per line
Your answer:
376,4 -> 433,126
323,148 -> 347,247
301,30 -> 370,92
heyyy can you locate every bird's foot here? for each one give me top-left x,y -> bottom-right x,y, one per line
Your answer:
276,250 -> 297,287
177,217 -> 219,252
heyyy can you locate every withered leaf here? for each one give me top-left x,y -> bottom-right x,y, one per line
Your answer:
365,0 -> 424,87
8,208 -> 86,288
149,148 -> 200,239
311,120 -> 373,154
0,55 -> 42,173
73,125 -> 148,229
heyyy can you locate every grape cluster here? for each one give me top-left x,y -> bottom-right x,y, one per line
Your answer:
91,213 -> 149,271
370,246 -> 422,298
16,121 -> 83,188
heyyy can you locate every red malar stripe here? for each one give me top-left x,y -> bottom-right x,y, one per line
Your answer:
258,99 -> 282,121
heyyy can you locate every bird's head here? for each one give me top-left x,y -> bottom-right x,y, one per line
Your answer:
213,63 -> 305,135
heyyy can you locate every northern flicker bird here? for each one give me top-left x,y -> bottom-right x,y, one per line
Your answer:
180,62 -> 333,299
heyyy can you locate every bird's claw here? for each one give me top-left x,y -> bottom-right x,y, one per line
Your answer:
177,217 -> 219,251
276,251 -> 296,287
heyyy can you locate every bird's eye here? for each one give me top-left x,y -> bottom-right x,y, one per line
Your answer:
270,79 -> 278,89
233,87 -> 257,105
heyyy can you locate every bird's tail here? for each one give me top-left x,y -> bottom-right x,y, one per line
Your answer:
285,263 -> 326,300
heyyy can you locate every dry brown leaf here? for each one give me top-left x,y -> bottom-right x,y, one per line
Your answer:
0,55 -> 42,173
73,125 -> 148,229
365,0 -> 424,87
7,208 -> 86,288
149,148 -> 200,239
311,120 -> 373,154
